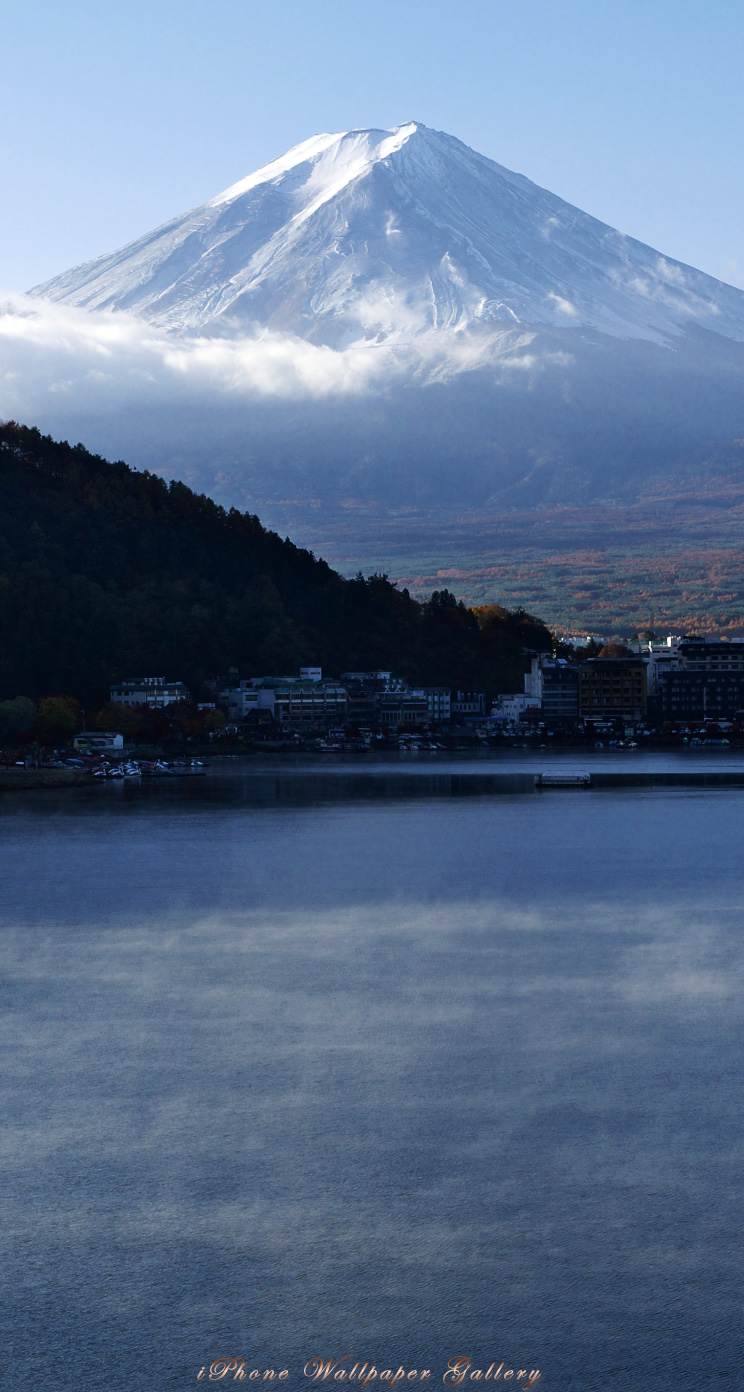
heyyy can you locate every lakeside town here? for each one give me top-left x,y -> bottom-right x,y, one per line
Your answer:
6,632 -> 744,780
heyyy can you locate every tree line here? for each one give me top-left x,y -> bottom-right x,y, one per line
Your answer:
0,422 -> 554,712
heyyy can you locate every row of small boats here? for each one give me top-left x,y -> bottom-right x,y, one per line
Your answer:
92,759 -> 207,779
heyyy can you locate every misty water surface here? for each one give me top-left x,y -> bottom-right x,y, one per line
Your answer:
1,766 -> 742,1391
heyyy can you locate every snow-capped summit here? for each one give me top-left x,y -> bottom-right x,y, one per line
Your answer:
207,123 -> 421,210
31,121 -> 744,346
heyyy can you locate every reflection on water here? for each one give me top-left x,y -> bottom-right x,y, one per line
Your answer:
2,771 -> 743,1391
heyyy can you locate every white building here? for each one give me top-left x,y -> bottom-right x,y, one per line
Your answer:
522,655 -> 579,722
74,732 -> 124,753
421,687 -> 451,723
490,693 -> 540,723
110,678 -> 190,708
627,636 -> 682,695
219,670 -> 348,726
219,681 -> 274,721
452,690 -> 486,721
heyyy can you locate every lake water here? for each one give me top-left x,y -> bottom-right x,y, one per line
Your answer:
2,753 -> 743,1391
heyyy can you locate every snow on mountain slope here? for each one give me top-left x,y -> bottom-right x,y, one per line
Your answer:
30,122 -> 744,347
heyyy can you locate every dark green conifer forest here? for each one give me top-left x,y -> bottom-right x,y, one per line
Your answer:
0,422 -> 552,705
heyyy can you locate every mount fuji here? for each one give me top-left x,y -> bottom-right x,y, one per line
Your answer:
15,123 -> 744,629
31,121 -> 744,348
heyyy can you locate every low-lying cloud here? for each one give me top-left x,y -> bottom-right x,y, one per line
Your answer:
0,293 -> 389,413
0,292 -> 569,426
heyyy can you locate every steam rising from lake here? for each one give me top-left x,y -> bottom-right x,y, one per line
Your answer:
2,781 -> 743,1388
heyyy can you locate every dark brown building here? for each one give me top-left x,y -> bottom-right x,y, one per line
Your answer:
578,659 -> 647,722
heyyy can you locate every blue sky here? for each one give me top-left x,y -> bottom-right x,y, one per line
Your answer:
2,0 -> 743,290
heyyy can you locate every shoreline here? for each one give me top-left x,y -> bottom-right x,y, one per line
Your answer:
0,767 -> 92,790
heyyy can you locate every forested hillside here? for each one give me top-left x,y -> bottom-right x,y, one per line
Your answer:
0,422 -> 552,705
